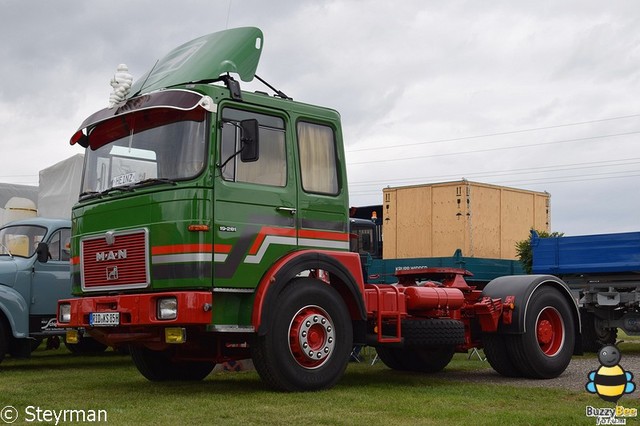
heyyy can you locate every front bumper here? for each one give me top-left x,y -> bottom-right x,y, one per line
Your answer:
57,291 -> 213,328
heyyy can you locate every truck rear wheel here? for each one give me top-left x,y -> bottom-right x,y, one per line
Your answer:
376,346 -> 455,373
506,286 -> 575,378
377,318 -> 463,373
130,346 -> 215,381
401,319 -> 465,347
580,309 -> 617,353
251,278 -> 352,391
375,346 -> 407,370
482,333 -> 522,377
415,346 -> 456,372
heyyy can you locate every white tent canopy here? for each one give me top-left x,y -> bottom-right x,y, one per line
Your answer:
37,154 -> 83,220
0,154 -> 83,225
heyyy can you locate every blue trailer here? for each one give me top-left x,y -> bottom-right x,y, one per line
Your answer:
532,230 -> 640,351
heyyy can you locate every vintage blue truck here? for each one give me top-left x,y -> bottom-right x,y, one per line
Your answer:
532,230 -> 640,352
0,217 -> 105,363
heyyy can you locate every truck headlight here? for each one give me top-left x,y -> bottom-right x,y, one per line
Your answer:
59,303 -> 71,323
157,297 -> 177,320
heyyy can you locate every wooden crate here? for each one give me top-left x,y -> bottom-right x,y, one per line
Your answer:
382,180 -> 550,260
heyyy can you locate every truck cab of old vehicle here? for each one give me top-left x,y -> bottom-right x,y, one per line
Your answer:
0,218 -> 71,361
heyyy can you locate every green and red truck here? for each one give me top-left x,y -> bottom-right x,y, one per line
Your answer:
57,27 -> 581,391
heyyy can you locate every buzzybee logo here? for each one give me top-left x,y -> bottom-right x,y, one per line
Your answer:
584,345 -> 637,425
586,345 -> 635,403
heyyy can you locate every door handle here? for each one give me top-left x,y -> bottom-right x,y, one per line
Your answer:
276,206 -> 297,215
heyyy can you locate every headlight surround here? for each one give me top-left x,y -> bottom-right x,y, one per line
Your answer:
58,303 -> 71,323
157,297 -> 177,320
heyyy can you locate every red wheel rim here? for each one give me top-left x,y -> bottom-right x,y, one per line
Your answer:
288,305 -> 335,369
535,307 -> 564,356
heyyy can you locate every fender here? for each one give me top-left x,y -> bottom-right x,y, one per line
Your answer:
252,250 -> 367,336
0,285 -> 29,338
483,274 -> 581,338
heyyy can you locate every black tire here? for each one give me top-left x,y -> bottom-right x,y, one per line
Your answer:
31,338 -> 43,352
375,346 -> 408,370
506,286 -> 575,379
482,333 -> 522,377
0,320 -> 7,364
375,347 -> 426,372
415,346 -> 456,373
114,344 -> 131,355
130,346 -> 215,381
64,336 -> 109,354
376,319 -> 463,373
375,346 -> 455,373
580,309 -> 617,353
251,278 -> 353,391
401,319 -> 465,347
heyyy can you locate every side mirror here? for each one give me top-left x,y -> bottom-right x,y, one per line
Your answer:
240,119 -> 259,162
36,242 -> 50,263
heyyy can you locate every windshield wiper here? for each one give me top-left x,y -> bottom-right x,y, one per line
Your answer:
100,186 -> 136,196
79,191 -> 102,201
79,186 -> 134,201
129,178 -> 177,189
79,179 -> 176,201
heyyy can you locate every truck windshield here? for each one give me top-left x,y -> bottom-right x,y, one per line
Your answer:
81,107 -> 207,194
0,225 -> 46,258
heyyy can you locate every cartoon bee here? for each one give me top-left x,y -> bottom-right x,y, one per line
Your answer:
586,345 -> 635,403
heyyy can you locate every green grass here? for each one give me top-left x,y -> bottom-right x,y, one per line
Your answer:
1,346 -> 634,425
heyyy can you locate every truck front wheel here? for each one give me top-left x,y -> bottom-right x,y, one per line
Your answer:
251,278 -> 352,391
130,346 -> 215,381
506,286 -> 575,378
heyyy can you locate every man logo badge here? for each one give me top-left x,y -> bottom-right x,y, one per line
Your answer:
105,230 -> 116,246
107,266 -> 119,281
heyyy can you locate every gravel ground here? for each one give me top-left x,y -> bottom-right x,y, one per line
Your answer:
434,352 -> 640,393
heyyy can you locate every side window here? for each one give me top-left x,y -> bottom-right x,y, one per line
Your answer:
297,122 -> 339,194
48,229 -> 71,262
220,109 -> 286,187
350,227 -> 375,255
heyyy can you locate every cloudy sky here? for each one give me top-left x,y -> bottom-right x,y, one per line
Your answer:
1,0 -> 638,236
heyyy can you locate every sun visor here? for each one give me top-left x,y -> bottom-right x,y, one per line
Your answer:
129,27 -> 264,97
70,90 -> 213,147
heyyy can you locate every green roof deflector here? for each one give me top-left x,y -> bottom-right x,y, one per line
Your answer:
129,27 -> 264,97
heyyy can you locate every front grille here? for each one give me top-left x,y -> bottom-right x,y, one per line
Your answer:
81,229 -> 149,292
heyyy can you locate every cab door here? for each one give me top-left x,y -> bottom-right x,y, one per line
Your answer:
295,120 -> 350,251
30,227 -> 71,333
213,106 -> 297,289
